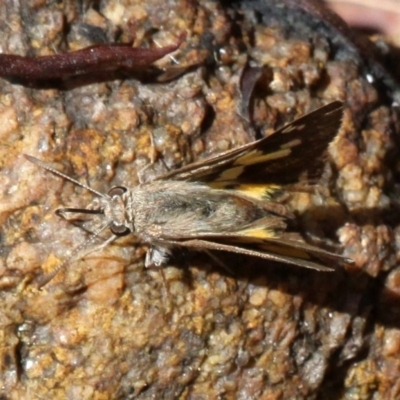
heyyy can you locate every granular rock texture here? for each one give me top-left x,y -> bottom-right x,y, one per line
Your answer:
0,1 -> 399,399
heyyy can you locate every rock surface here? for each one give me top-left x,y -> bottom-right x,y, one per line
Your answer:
0,1 -> 399,399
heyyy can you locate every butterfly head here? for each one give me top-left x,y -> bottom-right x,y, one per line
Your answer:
102,186 -> 132,236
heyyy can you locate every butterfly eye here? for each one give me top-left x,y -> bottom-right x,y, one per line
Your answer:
108,186 -> 127,197
110,222 -> 131,236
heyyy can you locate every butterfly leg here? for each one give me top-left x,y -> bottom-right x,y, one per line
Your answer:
145,245 -> 172,268
144,245 -> 174,307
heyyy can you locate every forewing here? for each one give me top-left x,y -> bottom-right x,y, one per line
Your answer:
156,101 -> 343,185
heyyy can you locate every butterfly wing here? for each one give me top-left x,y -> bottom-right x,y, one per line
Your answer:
156,101 -> 343,185
159,217 -> 352,271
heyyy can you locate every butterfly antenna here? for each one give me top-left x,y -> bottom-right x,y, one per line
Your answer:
24,154 -> 107,199
36,223 -> 115,288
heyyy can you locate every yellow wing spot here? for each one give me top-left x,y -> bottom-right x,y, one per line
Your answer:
215,165 -> 244,182
237,227 -> 276,239
232,184 -> 280,200
235,148 -> 291,166
280,138 -> 301,149
281,123 -> 305,134
233,149 -> 262,165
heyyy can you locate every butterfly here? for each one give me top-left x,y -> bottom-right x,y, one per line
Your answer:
25,100 -> 351,286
